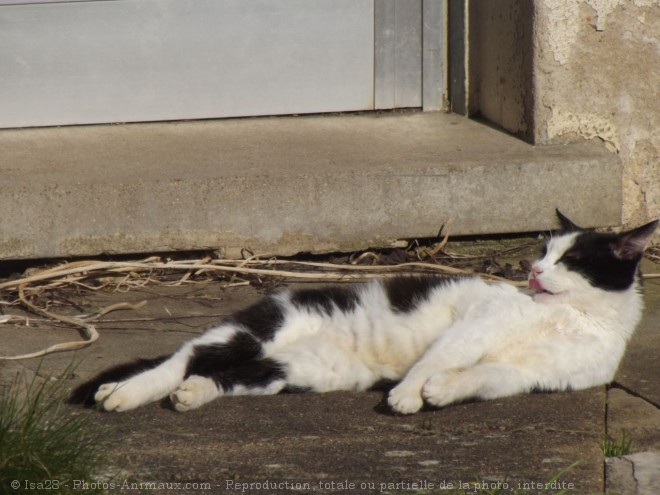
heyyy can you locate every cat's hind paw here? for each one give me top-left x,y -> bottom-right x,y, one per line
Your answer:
170,376 -> 220,412
95,382 -> 142,412
422,371 -> 461,408
94,382 -> 116,403
387,386 -> 424,415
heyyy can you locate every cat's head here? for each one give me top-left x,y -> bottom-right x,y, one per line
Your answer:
529,210 -> 658,301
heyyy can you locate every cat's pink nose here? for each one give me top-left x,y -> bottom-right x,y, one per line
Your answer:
529,267 -> 544,291
530,267 -> 543,277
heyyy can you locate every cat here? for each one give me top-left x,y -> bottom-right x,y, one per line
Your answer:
69,210 -> 658,415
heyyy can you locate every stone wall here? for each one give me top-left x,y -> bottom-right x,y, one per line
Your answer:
535,0 -> 659,228
469,0 -> 659,229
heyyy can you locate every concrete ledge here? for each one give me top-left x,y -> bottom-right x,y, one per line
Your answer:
1,112 -> 621,259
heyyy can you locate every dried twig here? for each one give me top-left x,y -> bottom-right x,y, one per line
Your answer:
417,220 -> 452,259
0,258 -> 527,293
0,291 -> 149,360
79,301 -> 148,321
0,284 -> 100,361
0,314 -> 30,325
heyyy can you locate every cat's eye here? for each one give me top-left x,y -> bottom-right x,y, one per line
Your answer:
559,249 -> 582,262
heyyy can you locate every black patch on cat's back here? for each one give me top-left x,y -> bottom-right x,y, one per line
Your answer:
559,232 -> 640,291
385,275 -> 452,313
229,296 -> 285,341
290,286 -> 360,314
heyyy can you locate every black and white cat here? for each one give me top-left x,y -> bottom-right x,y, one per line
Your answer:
70,211 -> 658,415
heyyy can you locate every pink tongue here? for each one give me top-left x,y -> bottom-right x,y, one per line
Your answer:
529,278 -> 545,292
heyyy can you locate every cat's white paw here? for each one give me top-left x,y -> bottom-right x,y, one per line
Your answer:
422,372 -> 458,408
387,385 -> 424,415
95,382 -> 143,412
94,382 -> 117,403
170,376 -> 219,412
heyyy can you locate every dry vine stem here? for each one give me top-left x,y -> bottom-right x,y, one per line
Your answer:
0,284 -> 147,360
0,284 -> 101,361
0,258 -> 527,292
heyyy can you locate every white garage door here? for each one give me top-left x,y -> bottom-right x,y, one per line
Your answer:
0,0 -> 445,128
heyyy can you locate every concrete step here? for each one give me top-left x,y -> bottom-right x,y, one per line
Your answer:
0,111 -> 621,260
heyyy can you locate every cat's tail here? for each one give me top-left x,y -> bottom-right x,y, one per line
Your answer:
67,355 -> 170,407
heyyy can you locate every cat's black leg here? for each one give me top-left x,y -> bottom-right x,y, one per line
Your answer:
214,357 -> 287,394
74,293 -> 289,412
92,345 -> 195,412
92,322 -> 245,412
170,333 -> 288,411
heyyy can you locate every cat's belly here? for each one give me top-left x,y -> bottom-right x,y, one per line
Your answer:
271,340 -> 388,392
267,326 -> 426,392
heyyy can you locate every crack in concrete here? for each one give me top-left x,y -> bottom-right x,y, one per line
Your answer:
610,382 -> 660,410
630,456 -> 640,494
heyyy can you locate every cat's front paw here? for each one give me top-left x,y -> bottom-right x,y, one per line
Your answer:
387,385 -> 424,415
170,376 -> 220,412
95,382 -> 142,412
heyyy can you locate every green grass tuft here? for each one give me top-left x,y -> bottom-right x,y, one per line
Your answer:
0,363 -> 108,494
603,430 -> 632,457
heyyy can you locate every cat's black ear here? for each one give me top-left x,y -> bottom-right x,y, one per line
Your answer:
611,219 -> 659,260
556,209 -> 582,232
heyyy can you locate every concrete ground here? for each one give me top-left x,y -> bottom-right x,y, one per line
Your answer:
0,252 -> 659,495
